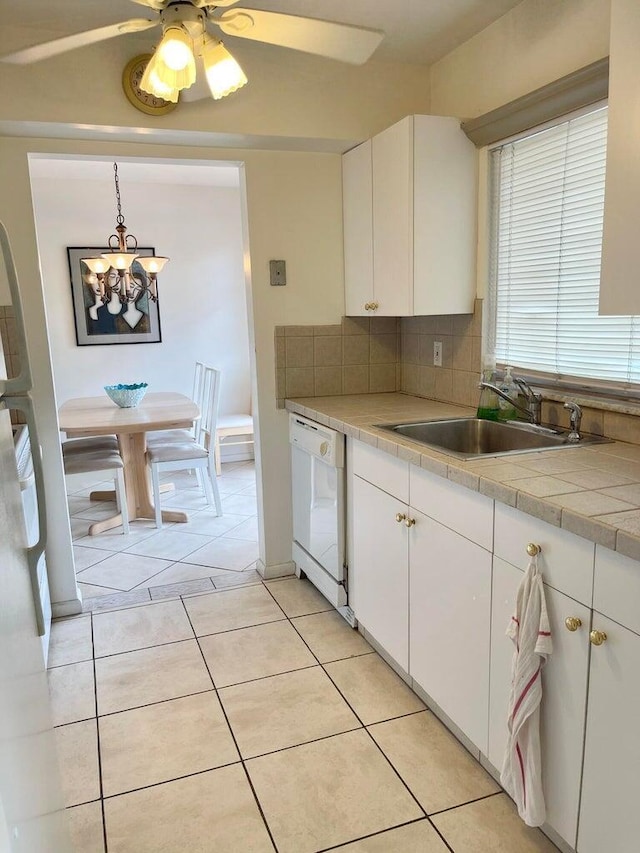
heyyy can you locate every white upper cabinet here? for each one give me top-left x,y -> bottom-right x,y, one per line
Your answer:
599,0 -> 640,314
342,114 -> 477,317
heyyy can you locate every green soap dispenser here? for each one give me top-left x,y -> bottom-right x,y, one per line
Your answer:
497,366 -> 518,421
476,363 -> 500,421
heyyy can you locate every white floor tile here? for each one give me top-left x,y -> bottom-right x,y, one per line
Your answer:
221,493 -> 258,516
75,523 -> 159,554
93,599 -> 194,658
124,529 -> 214,561
182,536 -> 259,571
77,553 -> 174,592
73,546 -> 109,572
223,516 -> 258,542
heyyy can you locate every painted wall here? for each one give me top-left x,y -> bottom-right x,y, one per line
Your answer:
0,27 -> 431,143
430,0 -> 611,117
0,136 -> 345,608
29,167 -> 251,417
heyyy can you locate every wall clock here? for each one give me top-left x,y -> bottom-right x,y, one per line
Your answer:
122,54 -> 178,116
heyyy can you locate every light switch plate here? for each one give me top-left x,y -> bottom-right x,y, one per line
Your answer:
270,259 -> 286,286
433,341 -> 443,367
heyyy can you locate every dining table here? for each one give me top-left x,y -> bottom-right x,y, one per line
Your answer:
58,391 -> 200,535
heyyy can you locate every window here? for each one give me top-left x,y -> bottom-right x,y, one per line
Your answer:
488,104 -> 640,391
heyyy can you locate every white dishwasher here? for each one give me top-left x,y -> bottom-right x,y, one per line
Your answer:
290,413 -> 353,621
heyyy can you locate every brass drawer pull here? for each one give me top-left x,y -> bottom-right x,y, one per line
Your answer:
590,630 -> 607,646
405,517 -> 416,528
526,543 -> 541,557
395,512 -> 406,523
565,616 -> 582,632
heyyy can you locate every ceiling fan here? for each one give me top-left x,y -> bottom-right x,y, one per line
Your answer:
0,0 -> 385,109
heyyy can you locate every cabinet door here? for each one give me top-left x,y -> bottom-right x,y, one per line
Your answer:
351,474 -> 409,669
372,117 -> 413,316
489,557 -> 590,849
412,115 -> 476,316
343,140 -> 374,316
578,615 -> 640,853
409,509 -> 491,750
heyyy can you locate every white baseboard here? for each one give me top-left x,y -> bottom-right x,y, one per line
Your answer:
52,595 -> 83,618
256,559 -> 296,580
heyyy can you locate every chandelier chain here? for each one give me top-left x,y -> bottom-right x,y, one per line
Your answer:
113,162 -> 124,226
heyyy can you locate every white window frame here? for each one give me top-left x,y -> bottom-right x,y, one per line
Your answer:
486,100 -> 640,400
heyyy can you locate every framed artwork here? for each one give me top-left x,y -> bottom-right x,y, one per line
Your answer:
67,247 -> 162,346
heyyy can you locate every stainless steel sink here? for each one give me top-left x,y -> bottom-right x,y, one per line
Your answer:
376,417 -> 610,460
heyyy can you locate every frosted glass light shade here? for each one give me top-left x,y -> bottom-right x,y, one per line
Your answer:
141,61 -> 180,102
137,256 -> 169,274
143,26 -> 196,93
81,257 -> 111,274
203,40 -> 248,100
101,252 -> 138,271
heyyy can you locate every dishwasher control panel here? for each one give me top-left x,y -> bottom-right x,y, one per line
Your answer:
289,414 -> 344,468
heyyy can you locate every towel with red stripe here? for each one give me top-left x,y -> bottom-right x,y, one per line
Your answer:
500,554 -> 552,827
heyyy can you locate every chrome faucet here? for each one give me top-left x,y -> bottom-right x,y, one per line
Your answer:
478,374 -> 543,425
564,402 -> 582,442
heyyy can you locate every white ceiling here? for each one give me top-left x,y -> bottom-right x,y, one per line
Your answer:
2,0 -> 524,65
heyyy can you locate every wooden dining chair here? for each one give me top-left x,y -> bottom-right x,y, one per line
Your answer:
146,365 -> 223,528
146,360 -> 206,448
62,437 -> 130,534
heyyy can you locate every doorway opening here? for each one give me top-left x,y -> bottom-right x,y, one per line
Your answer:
28,153 -> 262,607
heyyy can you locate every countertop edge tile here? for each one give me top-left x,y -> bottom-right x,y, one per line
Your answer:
561,509 -> 617,550
285,394 -> 640,557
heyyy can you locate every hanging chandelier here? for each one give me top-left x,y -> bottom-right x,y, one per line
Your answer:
82,163 -> 169,306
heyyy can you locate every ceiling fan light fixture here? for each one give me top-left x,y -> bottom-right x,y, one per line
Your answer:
156,25 -> 193,72
202,39 -> 247,100
140,25 -> 196,95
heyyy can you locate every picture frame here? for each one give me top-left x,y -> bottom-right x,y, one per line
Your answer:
67,247 -> 162,346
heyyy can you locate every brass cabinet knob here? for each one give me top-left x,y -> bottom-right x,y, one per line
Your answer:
370,301 -> 379,311
590,630 -> 608,646
395,512 -> 406,523
526,543 -> 541,556
565,616 -> 582,632
405,517 -> 416,528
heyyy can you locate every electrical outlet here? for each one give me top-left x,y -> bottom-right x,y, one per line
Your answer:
433,340 -> 443,367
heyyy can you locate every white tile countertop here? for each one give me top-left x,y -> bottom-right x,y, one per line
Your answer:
286,392 -> 640,561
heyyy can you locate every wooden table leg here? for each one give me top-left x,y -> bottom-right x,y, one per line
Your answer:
119,432 -> 188,525
86,432 -> 188,534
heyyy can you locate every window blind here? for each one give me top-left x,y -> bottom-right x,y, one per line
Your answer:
488,105 -> 640,388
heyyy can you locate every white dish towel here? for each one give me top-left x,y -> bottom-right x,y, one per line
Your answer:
500,554 -> 552,827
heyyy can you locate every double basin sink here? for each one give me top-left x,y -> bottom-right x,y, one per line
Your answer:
376,417 -> 610,460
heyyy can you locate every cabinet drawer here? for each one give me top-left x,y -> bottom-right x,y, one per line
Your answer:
351,439 -> 409,502
410,465 -> 493,551
594,546 -> 640,635
494,503 -> 594,605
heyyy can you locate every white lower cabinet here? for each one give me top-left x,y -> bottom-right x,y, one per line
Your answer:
351,474 -> 409,670
409,510 -> 491,751
489,557 -> 591,849
578,615 -> 640,853
347,437 -> 640,853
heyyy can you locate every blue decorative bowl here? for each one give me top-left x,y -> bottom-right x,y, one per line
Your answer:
104,382 -> 148,408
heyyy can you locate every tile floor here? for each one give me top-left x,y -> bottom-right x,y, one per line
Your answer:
68,460 -> 261,611
52,460 -> 561,852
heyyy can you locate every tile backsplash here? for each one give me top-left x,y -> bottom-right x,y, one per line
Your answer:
275,298 -> 640,446
275,300 -> 483,410
275,317 -> 401,408
400,298 -> 483,408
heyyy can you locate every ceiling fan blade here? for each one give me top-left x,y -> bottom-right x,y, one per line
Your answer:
129,0 -> 239,8
129,0 -> 167,10
0,19 -> 158,65
216,8 -> 383,65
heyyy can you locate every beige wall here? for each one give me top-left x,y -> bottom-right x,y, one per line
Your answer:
430,0 -> 610,118
0,27 -> 430,143
0,136 -> 347,606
